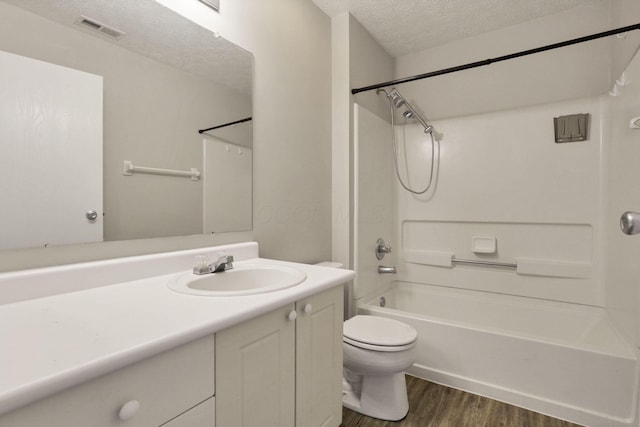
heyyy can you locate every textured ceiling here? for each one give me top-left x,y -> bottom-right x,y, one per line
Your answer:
312,0 -> 606,57
0,0 -> 252,95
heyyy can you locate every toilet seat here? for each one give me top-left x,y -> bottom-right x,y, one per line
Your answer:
343,315 -> 417,352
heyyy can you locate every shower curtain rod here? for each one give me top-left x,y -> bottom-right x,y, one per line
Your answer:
351,22 -> 640,94
198,117 -> 252,134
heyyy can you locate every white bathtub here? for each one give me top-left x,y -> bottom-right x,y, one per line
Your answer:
357,281 -> 638,427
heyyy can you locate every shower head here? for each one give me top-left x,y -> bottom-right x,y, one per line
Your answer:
388,89 -> 406,108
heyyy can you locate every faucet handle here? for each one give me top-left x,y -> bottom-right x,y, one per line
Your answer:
375,238 -> 392,260
218,254 -> 234,265
216,252 -> 233,262
224,255 -> 234,269
193,255 -> 212,275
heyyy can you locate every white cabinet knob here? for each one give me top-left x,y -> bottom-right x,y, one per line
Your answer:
118,400 -> 140,421
288,310 -> 297,321
303,304 -> 313,314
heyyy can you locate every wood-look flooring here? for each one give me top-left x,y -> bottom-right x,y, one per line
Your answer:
340,375 -> 584,427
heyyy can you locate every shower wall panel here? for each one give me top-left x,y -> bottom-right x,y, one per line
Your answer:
395,96 -> 605,306
604,48 -> 640,348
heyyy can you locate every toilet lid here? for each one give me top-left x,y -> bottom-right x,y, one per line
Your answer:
343,315 -> 417,348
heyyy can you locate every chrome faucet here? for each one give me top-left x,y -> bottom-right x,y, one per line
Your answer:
193,254 -> 234,275
212,254 -> 234,273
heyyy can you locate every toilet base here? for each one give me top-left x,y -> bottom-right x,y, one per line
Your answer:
342,370 -> 409,421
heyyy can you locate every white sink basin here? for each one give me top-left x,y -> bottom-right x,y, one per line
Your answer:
167,264 -> 307,296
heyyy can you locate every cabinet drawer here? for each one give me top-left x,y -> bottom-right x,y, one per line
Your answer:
0,334 -> 215,427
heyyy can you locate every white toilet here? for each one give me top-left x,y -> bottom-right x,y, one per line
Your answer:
342,315 -> 418,421
314,262 -> 417,421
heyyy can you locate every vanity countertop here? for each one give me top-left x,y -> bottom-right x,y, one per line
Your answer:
0,243 -> 354,415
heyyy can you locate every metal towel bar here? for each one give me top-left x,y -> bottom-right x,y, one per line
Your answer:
452,258 -> 517,269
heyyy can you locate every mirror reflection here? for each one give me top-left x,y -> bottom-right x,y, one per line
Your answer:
0,0 -> 253,250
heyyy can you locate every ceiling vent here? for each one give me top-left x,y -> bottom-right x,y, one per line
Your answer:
75,15 -> 126,40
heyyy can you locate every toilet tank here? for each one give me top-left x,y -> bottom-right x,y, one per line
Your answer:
315,261 -> 350,318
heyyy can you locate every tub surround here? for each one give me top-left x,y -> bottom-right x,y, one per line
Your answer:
0,242 -> 354,416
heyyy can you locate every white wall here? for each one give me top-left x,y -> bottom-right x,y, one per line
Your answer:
330,13 -> 395,315
331,12 -> 394,274
347,15 -> 395,123
331,13 -> 353,271
153,0 -> 334,263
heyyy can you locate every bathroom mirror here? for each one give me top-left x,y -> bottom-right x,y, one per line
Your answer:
0,0 -> 253,250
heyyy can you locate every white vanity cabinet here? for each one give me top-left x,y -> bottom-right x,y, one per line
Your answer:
0,243 -> 355,427
215,285 -> 344,427
0,335 -> 216,427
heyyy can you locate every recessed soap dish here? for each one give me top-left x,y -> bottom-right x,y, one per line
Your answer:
472,236 -> 497,254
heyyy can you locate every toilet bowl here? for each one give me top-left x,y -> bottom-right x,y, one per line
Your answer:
342,315 -> 417,421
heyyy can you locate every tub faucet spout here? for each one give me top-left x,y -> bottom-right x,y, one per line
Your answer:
378,265 -> 397,274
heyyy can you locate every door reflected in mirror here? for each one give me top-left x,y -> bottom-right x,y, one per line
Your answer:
0,0 -> 253,250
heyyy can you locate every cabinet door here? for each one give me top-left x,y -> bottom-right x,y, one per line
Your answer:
296,286 -> 344,427
215,304 -> 296,427
160,397 -> 215,427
